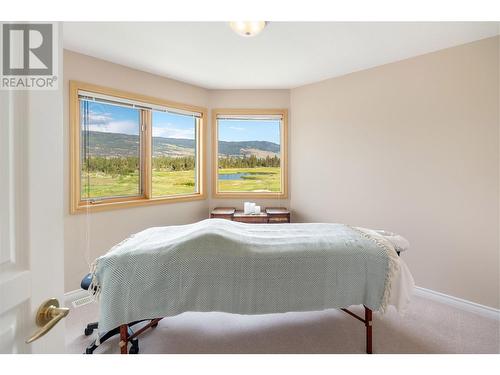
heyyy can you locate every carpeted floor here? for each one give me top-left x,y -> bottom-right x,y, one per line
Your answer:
65,294 -> 499,354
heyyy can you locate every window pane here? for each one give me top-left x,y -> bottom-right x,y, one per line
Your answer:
152,111 -> 197,197
217,118 -> 281,193
80,100 -> 141,200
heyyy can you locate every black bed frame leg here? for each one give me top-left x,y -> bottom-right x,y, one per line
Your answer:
364,306 -> 373,354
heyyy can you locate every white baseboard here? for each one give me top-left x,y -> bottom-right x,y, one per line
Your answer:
64,286 -> 500,320
414,286 -> 500,320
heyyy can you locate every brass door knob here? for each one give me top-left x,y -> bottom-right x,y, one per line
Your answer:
26,298 -> 69,344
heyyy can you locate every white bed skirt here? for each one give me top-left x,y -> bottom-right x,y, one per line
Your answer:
388,258 -> 415,313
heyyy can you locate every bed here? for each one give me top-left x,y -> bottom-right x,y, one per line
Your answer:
88,219 -> 414,354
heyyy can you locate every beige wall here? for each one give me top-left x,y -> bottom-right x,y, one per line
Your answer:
207,89 -> 291,211
290,37 -> 500,308
63,50 -> 210,291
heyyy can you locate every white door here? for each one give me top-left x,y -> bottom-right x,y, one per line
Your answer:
0,23 -> 65,353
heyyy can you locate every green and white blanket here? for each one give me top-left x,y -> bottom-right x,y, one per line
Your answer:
90,219 -> 400,333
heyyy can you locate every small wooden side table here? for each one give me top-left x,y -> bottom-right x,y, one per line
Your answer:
265,207 -> 291,223
233,210 -> 269,223
209,207 -> 235,220
210,207 -> 291,224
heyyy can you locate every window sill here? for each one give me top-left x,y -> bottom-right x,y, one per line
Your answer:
71,193 -> 206,214
212,191 -> 287,199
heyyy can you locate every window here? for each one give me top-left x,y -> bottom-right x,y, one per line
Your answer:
70,81 -> 206,213
151,110 -> 199,197
80,100 -> 143,201
212,109 -> 288,198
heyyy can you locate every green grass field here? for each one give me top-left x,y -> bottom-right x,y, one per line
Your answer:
151,170 -> 196,196
81,172 -> 141,199
81,169 -> 197,199
81,166 -> 281,199
218,167 -> 281,192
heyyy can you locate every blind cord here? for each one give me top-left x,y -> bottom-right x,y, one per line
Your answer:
83,100 -> 92,269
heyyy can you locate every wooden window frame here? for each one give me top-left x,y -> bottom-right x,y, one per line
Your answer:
70,81 -> 207,214
211,108 -> 288,199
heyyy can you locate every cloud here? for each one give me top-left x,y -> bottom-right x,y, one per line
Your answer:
82,109 -> 140,135
86,120 -> 140,136
83,111 -> 194,139
153,123 -> 194,139
86,110 -> 113,125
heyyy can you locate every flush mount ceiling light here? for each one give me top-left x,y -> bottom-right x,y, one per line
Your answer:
229,21 -> 268,37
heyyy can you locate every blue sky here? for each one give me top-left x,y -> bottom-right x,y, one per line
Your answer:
82,100 -> 281,144
218,119 -> 281,144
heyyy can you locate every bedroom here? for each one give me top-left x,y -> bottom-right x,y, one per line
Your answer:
1,1 -> 499,372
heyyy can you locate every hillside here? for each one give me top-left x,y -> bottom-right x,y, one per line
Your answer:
84,131 -> 280,158
217,140 -> 280,156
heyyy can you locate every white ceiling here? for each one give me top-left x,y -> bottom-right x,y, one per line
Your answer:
63,22 -> 499,89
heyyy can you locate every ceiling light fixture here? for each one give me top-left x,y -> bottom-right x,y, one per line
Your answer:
229,21 -> 268,37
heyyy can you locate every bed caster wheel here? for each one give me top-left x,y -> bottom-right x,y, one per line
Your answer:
85,347 -> 94,354
84,327 -> 94,336
129,339 -> 139,354
129,346 -> 139,354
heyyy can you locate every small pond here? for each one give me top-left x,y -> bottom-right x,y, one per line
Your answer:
218,173 -> 250,180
